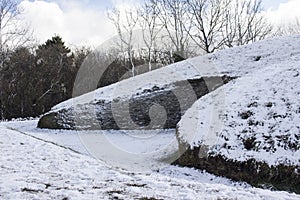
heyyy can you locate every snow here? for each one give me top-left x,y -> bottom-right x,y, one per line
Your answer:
3,120 -> 179,171
178,43 -> 300,166
1,121 -> 299,199
51,61 -> 200,112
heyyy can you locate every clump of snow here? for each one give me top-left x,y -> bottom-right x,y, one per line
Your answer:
178,57 -> 300,166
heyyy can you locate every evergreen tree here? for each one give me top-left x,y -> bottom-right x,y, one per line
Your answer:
34,36 -> 76,113
0,36 -> 82,119
0,47 -> 35,119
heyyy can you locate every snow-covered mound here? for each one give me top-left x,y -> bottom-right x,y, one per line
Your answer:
38,35 -> 300,131
175,35 -> 300,193
53,35 -> 300,111
178,62 -> 300,166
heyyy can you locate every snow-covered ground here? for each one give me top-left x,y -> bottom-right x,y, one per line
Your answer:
3,120 -> 179,171
1,120 -> 299,199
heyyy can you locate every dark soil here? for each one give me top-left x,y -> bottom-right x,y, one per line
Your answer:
173,145 -> 300,194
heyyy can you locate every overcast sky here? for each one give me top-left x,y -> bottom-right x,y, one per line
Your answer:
18,0 -> 300,47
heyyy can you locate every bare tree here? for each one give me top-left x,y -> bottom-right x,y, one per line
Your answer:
186,0 -> 230,53
185,0 -> 271,53
138,0 -> 163,71
157,0 -> 192,58
274,17 -> 300,36
222,0 -> 272,47
0,0 -> 33,68
108,7 -> 139,77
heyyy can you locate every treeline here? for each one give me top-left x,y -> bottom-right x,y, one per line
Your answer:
107,0 -> 273,75
0,36 -> 88,120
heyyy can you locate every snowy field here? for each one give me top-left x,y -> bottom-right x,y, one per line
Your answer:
1,120 -> 300,199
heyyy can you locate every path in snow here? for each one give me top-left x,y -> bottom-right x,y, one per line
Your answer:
0,121 -> 300,199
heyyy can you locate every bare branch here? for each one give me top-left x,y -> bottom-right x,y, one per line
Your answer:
222,0 -> 272,47
138,0 -> 164,70
157,0 -> 192,57
0,0 -> 34,68
274,17 -> 300,36
107,6 -> 139,76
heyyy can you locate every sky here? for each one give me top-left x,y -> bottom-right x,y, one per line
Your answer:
17,0 -> 300,47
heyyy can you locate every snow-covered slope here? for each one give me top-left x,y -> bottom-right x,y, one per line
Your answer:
178,59 -> 300,166
1,123 -> 299,199
175,35 -> 300,193
178,59 -> 300,165
52,35 -> 300,111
